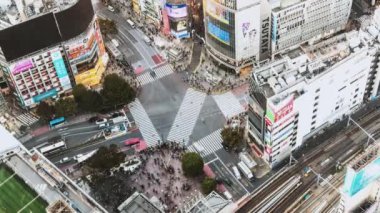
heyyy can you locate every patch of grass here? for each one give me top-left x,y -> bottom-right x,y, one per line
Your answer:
0,164 -> 48,212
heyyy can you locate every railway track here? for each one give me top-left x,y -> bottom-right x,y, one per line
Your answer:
237,108 -> 380,212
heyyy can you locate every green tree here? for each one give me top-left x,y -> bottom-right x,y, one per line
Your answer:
36,101 -> 55,121
98,18 -> 117,36
181,152 -> 204,177
221,127 -> 244,150
72,84 -> 88,104
86,144 -> 126,172
54,98 -> 77,117
201,177 -> 217,195
82,90 -> 103,112
101,74 -> 136,109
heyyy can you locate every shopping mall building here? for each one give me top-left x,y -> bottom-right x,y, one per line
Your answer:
203,0 -> 271,73
0,0 -> 108,109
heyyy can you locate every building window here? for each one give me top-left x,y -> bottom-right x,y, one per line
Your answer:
315,88 -> 320,93
315,96 -> 319,100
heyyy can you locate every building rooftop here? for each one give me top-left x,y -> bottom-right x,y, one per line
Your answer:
185,191 -> 234,213
0,0 -> 94,62
0,125 -> 106,213
251,28 -> 373,105
117,191 -> 164,213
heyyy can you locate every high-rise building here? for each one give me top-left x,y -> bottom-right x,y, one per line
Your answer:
203,0 -> 271,73
0,0 -> 108,108
270,0 -> 353,56
246,26 -> 380,167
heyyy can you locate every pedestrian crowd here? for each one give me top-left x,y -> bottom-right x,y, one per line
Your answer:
129,143 -> 201,212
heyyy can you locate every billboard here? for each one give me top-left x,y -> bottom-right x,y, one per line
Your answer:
206,1 -> 230,24
11,59 -> 34,75
32,88 -> 57,103
165,3 -> 188,18
235,4 -> 260,60
207,21 -> 230,45
162,8 -> 171,35
74,57 -> 105,87
343,156 -> 380,196
51,50 -> 72,90
265,95 -> 294,125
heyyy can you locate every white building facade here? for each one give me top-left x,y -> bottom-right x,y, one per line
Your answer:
203,0 -> 271,72
247,28 -> 380,167
270,0 -> 353,56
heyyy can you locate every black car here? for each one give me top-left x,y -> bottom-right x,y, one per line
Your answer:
150,71 -> 157,78
89,116 -> 99,123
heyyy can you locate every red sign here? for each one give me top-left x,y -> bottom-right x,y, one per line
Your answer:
161,8 -> 170,35
271,96 -> 294,122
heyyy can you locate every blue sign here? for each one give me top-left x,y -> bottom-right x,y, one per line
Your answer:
53,57 -> 69,78
207,21 -> 230,45
33,89 -> 57,103
272,16 -> 277,42
343,156 -> 380,196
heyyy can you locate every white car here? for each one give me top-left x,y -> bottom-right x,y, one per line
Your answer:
59,157 -> 70,164
95,118 -> 107,125
73,154 -> 83,161
108,5 -> 115,12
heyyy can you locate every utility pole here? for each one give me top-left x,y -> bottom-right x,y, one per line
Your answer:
347,115 -> 376,147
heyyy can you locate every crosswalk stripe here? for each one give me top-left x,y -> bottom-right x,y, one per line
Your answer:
187,129 -> 224,157
129,99 -> 161,147
167,88 -> 206,145
213,92 -> 245,119
137,63 -> 173,85
16,113 -> 39,126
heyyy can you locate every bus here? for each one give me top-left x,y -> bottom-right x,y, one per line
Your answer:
40,141 -> 67,155
127,19 -> 135,28
49,117 -> 65,128
238,161 -> 253,179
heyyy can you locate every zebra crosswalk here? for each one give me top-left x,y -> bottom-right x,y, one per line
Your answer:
129,99 -> 161,147
187,129 -> 223,157
213,92 -> 245,119
137,63 -> 173,85
16,113 -> 39,126
85,131 -> 104,143
167,88 -> 206,145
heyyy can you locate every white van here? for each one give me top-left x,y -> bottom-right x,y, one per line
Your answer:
232,166 -> 241,180
127,19 -> 135,28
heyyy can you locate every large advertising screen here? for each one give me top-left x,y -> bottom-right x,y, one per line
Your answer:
206,1 -> 230,24
165,3 -> 187,18
32,88 -> 57,103
207,21 -> 230,45
343,156 -> 380,196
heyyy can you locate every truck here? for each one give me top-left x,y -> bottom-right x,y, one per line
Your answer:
237,161 -> 253,179
239,152 -> 257,169
111,39 -> 119,47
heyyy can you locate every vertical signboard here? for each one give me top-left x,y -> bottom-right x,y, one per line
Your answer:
51,51 -> 72,90
235,3 -> 260,60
